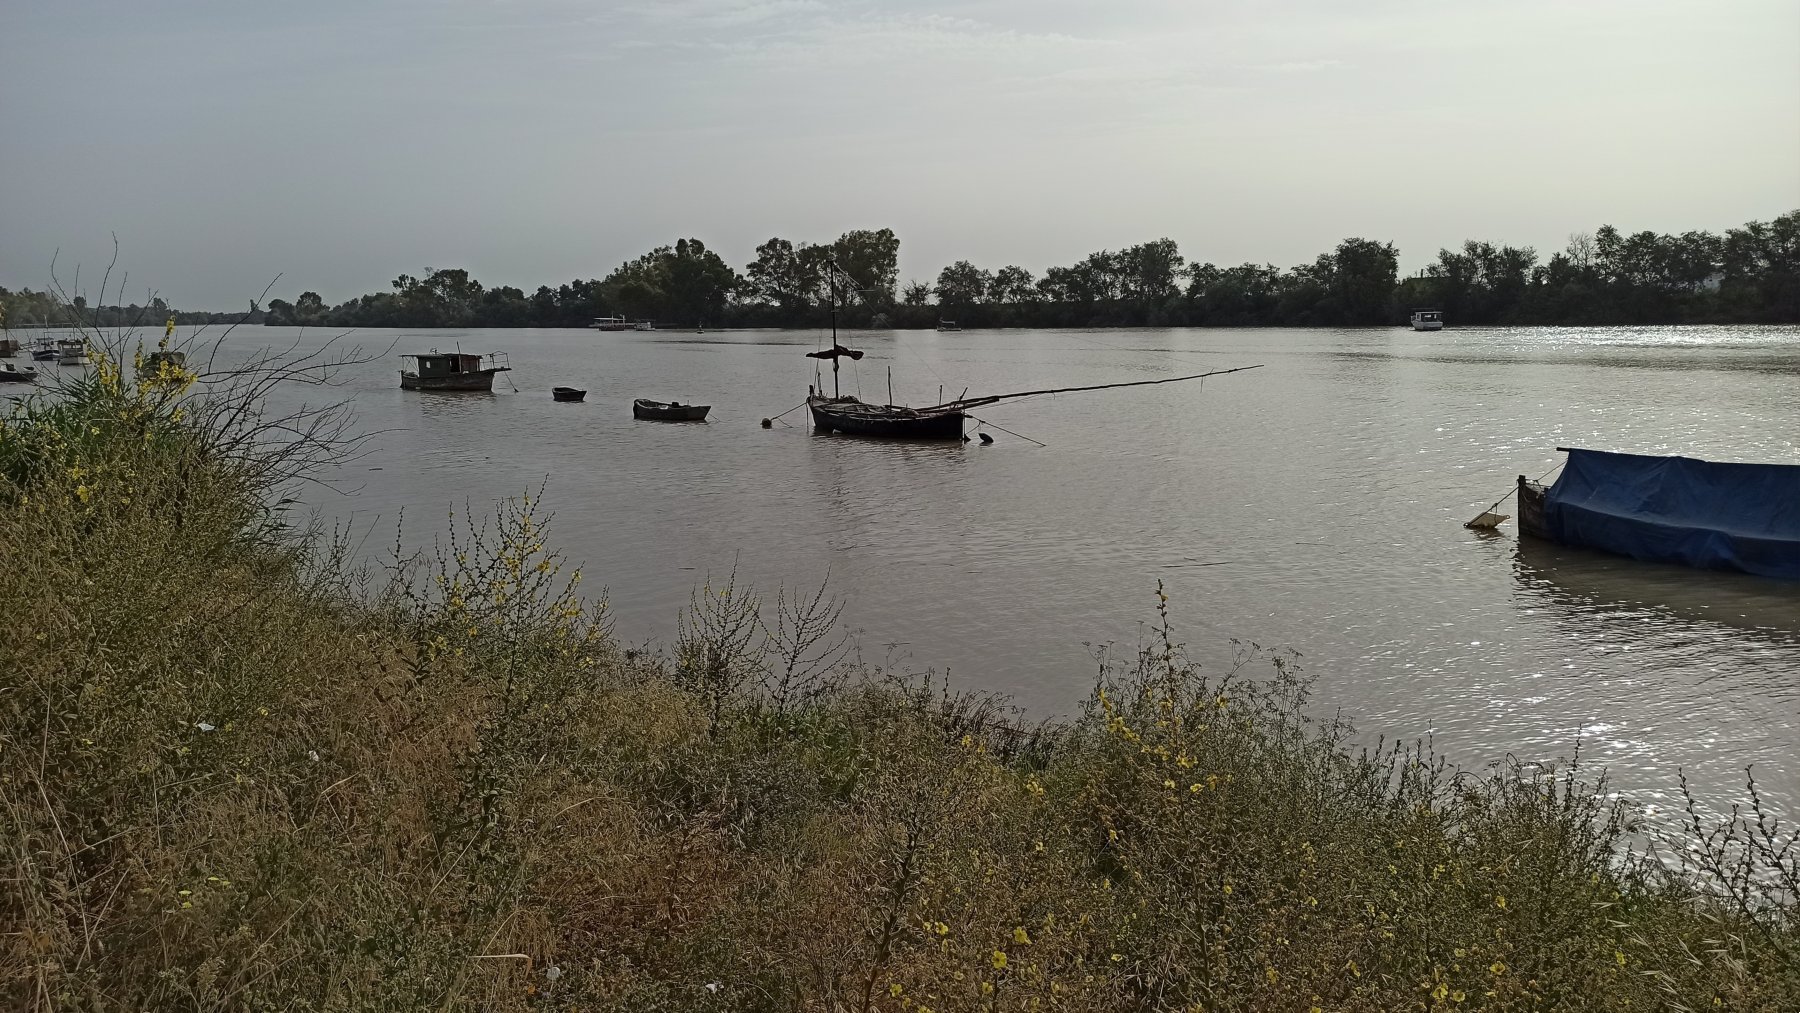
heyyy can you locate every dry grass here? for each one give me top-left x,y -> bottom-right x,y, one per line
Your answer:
1,333 -> 1795,1011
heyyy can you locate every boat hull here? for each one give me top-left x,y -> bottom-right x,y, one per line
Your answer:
807,396 -> 966,440
400,369 -> 503,392
0,367 -> 37,383
633,399 -> 709,421
1517,477 -> 1549,540
31,349 -> 56,361
1411,321 -> 1443,331
552,387 -> 587,403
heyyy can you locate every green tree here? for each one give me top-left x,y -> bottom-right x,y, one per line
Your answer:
989,265 -> 1036,304
664,238 -> 737,325
746,237 -> 809,310
934,261 -> 989,314
295,291 -> 325,323
831,228 -> 900,305
1327,238 -> 1399,325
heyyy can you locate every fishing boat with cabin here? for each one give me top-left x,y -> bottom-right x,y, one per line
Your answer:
1410,308 -> 1443,331
56,339 -> 89,366
398,350 -> 511,392
1514,447 -> 1800,580
590,316 -> 631,331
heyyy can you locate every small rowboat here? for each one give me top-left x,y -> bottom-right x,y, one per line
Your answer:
0,362 -> 38,384
552,386 -> 586,402
633,398 -> 709,421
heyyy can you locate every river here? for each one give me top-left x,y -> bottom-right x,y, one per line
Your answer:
200,322 -> 1800,816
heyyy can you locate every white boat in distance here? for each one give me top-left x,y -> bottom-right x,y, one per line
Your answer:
1410,308 -> 1443,331
590,316 -> 657,331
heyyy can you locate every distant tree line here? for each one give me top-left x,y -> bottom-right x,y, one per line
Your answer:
0,286 -> 257,329
9,211 -> 1794,331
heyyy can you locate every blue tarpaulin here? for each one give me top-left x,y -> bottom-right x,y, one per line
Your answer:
1543,448 -> 1800,580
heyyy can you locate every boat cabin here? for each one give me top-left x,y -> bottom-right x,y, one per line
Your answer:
1409,308 -> 1443,330
404,352 -> 488,378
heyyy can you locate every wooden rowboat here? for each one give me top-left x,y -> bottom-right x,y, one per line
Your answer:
552,386 -> 586,402
633,398 -> 709,421
807,393 -> 966,440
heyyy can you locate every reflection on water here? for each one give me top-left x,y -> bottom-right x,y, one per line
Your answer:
1514,537 -> 1800,640
214,322 -> 1800,814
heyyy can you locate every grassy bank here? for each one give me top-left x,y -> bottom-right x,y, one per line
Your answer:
2,337 -> 1795,1011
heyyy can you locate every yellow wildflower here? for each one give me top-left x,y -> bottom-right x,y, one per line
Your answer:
991,951 -> 1007,970
1013,926 -> 1031,945
889,983 -> 903,998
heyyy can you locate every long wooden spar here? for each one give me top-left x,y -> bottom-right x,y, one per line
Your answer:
931,363 -> 1264,411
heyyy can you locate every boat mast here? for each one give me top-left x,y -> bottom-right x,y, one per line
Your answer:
829,261 -> 840,398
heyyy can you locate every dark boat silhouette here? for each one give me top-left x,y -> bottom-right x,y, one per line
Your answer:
633,398 -> 709,421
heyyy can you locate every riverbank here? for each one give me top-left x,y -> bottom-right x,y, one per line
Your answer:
3,338 -> 1795,1010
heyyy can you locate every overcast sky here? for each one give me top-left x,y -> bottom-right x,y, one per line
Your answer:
3,0 -> 1796,309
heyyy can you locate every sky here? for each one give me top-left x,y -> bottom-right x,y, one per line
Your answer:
2,0 -> 1797,309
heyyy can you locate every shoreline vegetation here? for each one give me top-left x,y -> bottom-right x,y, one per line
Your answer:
3,211 -> 1796,336
4,327 -> 1798,1010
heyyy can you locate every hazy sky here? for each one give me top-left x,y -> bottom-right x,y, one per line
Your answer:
3,0 -> 1796,309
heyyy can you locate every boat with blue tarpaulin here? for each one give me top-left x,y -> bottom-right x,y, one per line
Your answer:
1517,447 -> 1800,580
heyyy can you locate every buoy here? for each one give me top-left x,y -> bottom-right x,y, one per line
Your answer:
978,432 -> 994,444
760,418 -> 773,428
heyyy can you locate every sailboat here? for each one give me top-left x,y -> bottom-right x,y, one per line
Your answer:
804,263 -> 970,439
800,263 -> 1264,441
